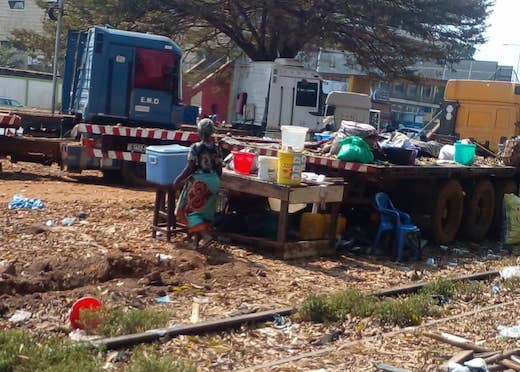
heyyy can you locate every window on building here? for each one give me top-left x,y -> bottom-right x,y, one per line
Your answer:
422,85 -> 433,99
407,84 -> 418,96
8,0 -> 25,10
393,82 -> 405,93
296,81 -> 319,107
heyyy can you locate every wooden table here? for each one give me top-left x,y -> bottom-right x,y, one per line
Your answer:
220,171 -> 345,259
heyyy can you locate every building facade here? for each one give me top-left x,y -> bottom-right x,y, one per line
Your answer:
0,0 -> 45,43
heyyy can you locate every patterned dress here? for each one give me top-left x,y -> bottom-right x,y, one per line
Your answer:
176,141 -> 221,233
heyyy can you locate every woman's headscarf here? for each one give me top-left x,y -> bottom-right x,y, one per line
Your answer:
198,118 -> 215,139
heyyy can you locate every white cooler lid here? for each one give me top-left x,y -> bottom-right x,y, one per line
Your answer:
146,144 -> 189,154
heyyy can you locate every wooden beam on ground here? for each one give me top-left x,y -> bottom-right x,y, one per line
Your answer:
92,306 -> 297,350
422,331 -> 491,353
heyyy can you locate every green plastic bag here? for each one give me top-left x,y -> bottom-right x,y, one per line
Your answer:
504,193 -> 520,245
337,136 -> 374,163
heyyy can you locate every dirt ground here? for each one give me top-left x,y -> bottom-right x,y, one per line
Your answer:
0,160 -> 519,371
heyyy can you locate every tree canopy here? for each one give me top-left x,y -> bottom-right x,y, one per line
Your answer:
10,0 -> 492,77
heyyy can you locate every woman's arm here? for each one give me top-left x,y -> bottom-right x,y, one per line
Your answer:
173,160 -> 196,190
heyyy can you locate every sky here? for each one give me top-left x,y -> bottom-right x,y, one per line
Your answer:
474,0 -> 520,69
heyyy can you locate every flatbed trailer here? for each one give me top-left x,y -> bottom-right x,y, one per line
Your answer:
219,139 -> 519,245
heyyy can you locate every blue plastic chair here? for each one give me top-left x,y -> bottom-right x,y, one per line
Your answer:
373,192 -> 420,261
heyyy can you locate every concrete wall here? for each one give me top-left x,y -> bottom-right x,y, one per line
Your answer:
0,75 -> 61,109
0,0 -> 44,42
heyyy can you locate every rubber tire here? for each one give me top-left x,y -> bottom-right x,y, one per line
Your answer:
432,180 -> 464,244
120,162 -> 150,187
462,180 -> 495,241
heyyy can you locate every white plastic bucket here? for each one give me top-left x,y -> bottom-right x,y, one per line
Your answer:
258,156 -> 278,182
281,125 -> 308,152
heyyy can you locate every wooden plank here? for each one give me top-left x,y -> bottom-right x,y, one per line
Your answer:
501,359 -> 520,371
288,184 -> 344,203
281,240 -> 336,259
220,173 -> 288,200
485,349 -> 520,365
370,270 -> 500,297
441,350 -> 474,370
422,332 -> 491,353
93,306 -> 297,350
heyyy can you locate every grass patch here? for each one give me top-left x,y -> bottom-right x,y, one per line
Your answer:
79,308 -> 171,337
127,346 -> 195,372
0,330 -> 100,372
503,277 -> 520,292
300,279 -> 481,327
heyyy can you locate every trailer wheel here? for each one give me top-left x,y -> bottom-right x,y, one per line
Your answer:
462,180 -> 495,241
432,180 -> 464,244
120,162 -> 149,187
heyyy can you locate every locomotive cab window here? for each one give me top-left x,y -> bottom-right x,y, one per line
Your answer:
135,48 -> 179,97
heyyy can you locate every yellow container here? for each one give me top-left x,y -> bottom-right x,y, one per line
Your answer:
322,214 -> 347,237
300,213 -> 327,240
277,150 -> 304,185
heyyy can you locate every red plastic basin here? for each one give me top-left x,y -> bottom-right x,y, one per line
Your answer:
233,152 -> 255,175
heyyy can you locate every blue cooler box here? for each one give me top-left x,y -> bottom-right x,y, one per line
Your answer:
146,144 -> 190,185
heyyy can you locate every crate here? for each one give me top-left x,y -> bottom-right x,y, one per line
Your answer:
146,144 -> 190,185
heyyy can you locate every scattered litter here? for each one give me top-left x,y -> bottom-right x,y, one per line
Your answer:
491,285 -> 500,294
440,245 -> 449,252
69,329 -> 101,342
77,212 -> 89,220
156,254 -> 172,263
8,310 -> 32,324
45,219 -> 55,227
190,297 -> 209,323
485,254 -> 500,261
426,258 -> 436,266
311,329 -> 343,346
448,358 -> 489,372
447,262 -> 458,267
61,217 -> 76,226
8,194 -> 46,210
272,313 -> 292,330
498,324 -> 520,338
155,295 -> 172,304
500,266 -> 520,280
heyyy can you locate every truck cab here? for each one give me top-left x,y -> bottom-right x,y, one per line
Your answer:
62,26 -> 193,128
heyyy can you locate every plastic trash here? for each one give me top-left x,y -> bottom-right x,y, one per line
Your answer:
9,310 -> 32,324
498,324 -> 520,338
272,314 -> 292,330
7,194 -> 46,210
77,212 -> 89,220
439,145 -> 455,160
426,257 -> 436,266
155,295 -> 171,304
491,285 -> 500,294
337,136 -> 374,163
45,220 -> 55,227
448,358 -> 489,372
61,217 -> 76,226
500,266 -> 520,280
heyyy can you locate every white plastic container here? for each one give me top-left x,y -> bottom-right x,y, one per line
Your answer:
258,156 -> 278,182
281,125 -> 308,152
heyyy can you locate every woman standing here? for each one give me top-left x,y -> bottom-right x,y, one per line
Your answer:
174,119 -> 222,249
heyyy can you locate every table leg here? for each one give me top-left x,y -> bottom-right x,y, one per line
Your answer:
166,187 -> 175,242
329,203 -> 340,249
152,189 -> 162,238
277,200 -> 289,244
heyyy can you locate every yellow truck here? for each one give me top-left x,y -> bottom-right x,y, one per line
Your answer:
444,79 -> 520,152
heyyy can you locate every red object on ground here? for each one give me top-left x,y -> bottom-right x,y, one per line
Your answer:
69,297 -> 102,329
233,152 -> 255,175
